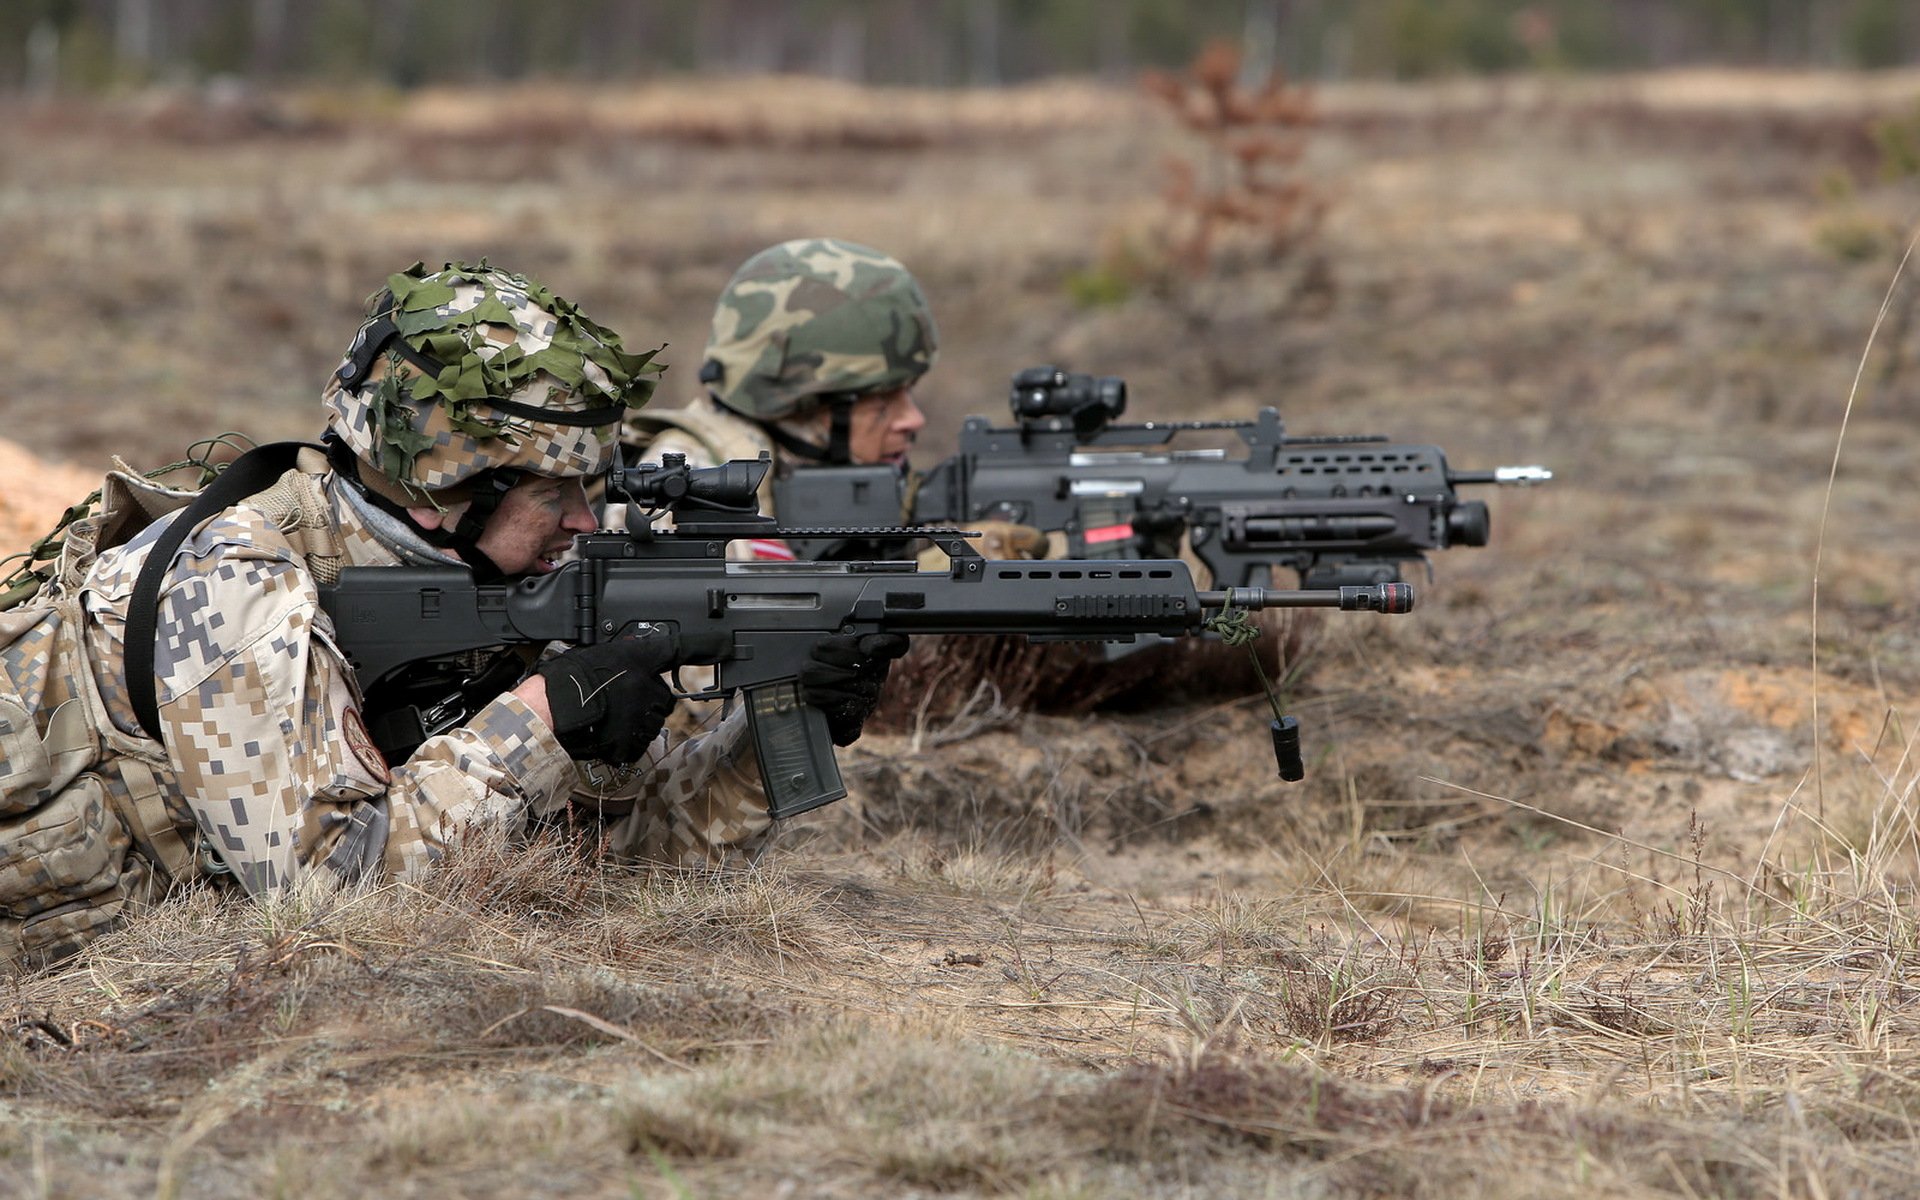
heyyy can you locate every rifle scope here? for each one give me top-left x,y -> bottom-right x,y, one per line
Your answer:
1009,365 -> 1127,430
610,453 -> 766,512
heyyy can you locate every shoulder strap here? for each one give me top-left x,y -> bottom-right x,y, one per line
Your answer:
126,442 -> 317,743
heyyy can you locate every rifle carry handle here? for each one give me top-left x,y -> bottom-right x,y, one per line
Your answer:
745,681 -> 848,819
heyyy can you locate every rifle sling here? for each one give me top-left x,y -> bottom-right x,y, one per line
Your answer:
126,442 -> 316,744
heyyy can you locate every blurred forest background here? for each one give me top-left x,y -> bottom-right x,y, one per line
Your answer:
5,0 -> 1920,93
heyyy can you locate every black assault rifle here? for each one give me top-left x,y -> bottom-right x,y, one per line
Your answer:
773,365 -> 1551,588
319,455 -> 1413,821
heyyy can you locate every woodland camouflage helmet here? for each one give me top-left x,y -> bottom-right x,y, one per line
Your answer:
700,238 -> 937,422
324,261 -> 660,503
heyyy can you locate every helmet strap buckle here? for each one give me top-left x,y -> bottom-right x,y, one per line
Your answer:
334,289 -> 455,393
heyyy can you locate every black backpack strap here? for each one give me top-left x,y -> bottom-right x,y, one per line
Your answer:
126,442 -> 317,744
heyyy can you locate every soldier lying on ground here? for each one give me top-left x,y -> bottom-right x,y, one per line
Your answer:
0,261 -> 904,968
622,236 -> 1045,563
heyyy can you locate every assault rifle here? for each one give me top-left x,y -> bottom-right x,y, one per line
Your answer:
773,365 -> 1551,588
319,455 -> 1413,821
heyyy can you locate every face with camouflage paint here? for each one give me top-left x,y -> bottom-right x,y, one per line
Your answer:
409,473 -> 597,576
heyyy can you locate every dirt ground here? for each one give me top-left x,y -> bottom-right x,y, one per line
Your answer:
5,70 -> 1920,1197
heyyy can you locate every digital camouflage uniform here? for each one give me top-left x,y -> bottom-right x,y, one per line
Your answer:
0,263 -> 774,971
76,455 -> 770,894
319,263 -> 776,871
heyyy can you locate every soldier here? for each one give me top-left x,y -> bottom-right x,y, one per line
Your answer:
625,237 -> 1043,563
3,261 -> 902,964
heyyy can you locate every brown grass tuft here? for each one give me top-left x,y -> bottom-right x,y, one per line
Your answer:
874,608 -> 1322,724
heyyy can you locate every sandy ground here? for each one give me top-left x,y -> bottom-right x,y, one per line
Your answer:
0,437 -> 105,562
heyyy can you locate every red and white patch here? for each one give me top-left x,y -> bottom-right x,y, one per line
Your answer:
341,706 -> 391,784
748,538 -> 797,561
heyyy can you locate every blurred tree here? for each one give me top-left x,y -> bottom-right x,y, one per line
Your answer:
1,0 -> 1917,92
112,0 -> 150,70
248,0 -> 288,78
1846,0 -> 1907,70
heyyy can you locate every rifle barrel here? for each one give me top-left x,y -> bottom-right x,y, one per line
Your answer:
1449,465 -> 1554,486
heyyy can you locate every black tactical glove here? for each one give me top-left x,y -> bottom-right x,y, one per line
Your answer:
535,630 -> 678,764
797,632 -> 911,746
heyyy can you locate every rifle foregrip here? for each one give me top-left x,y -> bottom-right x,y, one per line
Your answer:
744,682 -> 848,820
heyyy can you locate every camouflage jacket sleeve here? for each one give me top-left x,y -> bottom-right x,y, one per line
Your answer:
569,705 -> 772,867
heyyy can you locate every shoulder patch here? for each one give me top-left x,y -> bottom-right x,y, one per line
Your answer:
341,706 -> 391,785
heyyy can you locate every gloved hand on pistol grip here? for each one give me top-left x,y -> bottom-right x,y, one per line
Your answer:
535,630 -> 678,764
797,632 -> 911,746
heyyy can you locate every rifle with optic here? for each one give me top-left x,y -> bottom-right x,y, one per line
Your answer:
773,365 -> 1551,588
319,455 -> 1413,820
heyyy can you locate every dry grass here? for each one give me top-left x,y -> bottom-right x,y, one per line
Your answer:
9,69 -> 1920,1197
6,788 -> 1919,1197
874,608 -> 1322,724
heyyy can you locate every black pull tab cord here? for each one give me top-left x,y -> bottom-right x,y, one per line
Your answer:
1204,602 -> 1306,782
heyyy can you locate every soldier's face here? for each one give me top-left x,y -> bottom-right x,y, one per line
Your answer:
840,384 -> 926,466
475,475 -> 598,574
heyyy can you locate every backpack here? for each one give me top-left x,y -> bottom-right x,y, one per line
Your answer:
0,442 -> 312,971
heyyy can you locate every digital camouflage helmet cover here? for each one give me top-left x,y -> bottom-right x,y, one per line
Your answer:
325,261 -> 661,502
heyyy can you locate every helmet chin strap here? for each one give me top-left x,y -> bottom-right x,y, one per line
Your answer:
323,433 -> 514,583
758,393 -> 857,466
435,469 -> 519,583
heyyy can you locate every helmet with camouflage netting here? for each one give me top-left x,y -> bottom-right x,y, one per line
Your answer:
698,238 -> 938,422
324,260 -> 661,506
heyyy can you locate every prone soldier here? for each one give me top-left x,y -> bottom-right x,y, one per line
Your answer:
0,260 -> 903,968
624,236 -> 1044,563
